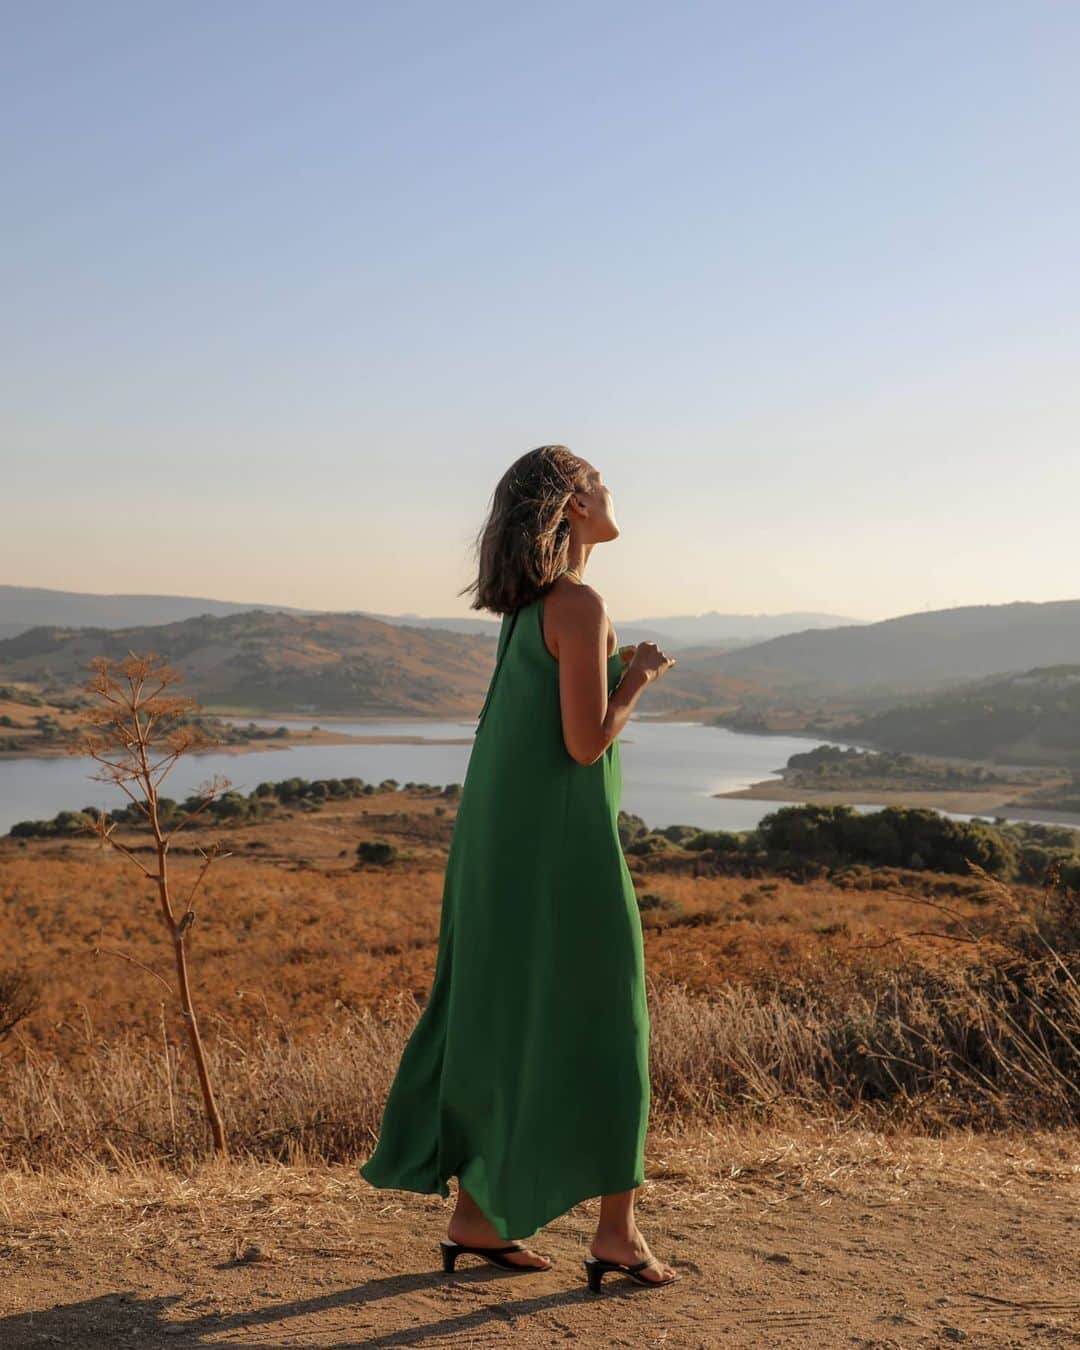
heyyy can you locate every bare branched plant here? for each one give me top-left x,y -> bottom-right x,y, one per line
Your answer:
73,651 -> 233,1156
0,965 -> 42,1042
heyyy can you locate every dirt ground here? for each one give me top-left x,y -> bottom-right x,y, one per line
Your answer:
2,1123 -> 1078,1349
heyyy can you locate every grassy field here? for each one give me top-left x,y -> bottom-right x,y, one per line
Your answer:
1,789 -> 1078,1345
2,788 -> 1077,1154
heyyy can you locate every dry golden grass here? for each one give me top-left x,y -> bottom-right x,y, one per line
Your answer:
0,791 -> 1035,1049
3,958 -> 1078,1169
2,793 -> 1078,1174
3,1118 -> 1076,1245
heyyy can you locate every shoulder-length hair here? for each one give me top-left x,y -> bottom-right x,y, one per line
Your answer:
460,445 -> 592,615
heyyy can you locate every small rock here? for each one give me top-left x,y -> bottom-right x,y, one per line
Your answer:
232,1240 -> 271,1264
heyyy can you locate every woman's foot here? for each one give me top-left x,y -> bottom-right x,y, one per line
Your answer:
590,1225 -> 677,1284
447,1215 -> 552,1270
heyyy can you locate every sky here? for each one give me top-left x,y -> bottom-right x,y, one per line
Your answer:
3,1 -> 1078,623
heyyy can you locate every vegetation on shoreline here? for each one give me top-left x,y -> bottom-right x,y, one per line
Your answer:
0,677 -> 298,756
729,742 -> 1073,810
11,781 -> 1080,888
7,774 -> 462,839
778,743 -> 1019,789
623,802 -> 1080,887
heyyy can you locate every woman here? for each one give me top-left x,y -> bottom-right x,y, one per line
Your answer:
359,446 -> 679,1291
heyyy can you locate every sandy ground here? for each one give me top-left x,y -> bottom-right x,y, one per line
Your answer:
2,1124 -> 1078,1349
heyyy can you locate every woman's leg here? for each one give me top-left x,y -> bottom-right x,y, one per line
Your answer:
446,1182 -> 552,1269
591,1187 -> 676,1283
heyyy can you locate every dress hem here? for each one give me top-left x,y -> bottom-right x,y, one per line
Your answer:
357,1160 -> 647,1239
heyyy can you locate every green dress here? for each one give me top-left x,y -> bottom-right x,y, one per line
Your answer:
358,589 -> 650,1239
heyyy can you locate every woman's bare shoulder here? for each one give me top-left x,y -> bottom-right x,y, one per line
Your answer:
545,576 -> 606,618
543,577 -> 614,659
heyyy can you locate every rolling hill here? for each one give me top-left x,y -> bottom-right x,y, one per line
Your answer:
708,599 -> 1080,696
838,665 -> 1080,766
0,610 -> 498,719
6,593 -> 1079,731
0,585 -> 857,649
632,610 -> 860,645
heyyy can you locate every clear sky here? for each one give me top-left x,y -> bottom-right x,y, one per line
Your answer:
4,1 -> 1078,623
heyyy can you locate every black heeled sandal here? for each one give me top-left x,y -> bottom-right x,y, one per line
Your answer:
583,1253 -> 678,1292
440,1238 -> 552,1273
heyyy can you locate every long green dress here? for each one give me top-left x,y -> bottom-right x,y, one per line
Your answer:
358,588 -> 650,1240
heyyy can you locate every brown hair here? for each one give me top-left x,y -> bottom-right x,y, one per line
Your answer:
459,445 -> 592,614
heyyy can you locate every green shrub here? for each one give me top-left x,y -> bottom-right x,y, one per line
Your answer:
357,839 -> 396,865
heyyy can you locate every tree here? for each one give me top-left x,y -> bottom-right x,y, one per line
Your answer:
74,651 -> 233,1156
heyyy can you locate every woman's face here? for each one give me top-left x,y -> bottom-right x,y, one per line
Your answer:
572,461 -> 619,543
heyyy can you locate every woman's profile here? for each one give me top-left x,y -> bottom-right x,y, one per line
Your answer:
359,445 -> 679,1291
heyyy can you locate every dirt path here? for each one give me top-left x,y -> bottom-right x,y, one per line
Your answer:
2,1124 -> 1078,1348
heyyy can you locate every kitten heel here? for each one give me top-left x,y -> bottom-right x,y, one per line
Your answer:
584,1253 -> 678,1292
584,1255 -> 609,1293
440,1236 -> 551,1273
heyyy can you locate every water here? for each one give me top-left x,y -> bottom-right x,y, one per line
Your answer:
0,716 -> 1072,836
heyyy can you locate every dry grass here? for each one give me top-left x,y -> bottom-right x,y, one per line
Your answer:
1,1118 -> 1075,1248
3,953 -> 1078,1171
2,799 -> 1078,1174
0,807 -> 1049,1052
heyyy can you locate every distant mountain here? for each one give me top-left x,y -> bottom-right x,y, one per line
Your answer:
0,585 -> 859,649
631,611 -> 862,647
6,591 -> 1078,730
0,603 -> 842,725
372,609 -> 862,650
709,599 -> 1080,696
0,585 -> 516,645
0,585 -> 323,642
245,608 -> 851,652
841,666 -> 1080,766
0,610 -> 498,718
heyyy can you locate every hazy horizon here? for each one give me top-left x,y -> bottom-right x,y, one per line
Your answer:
5,578 -> 1080,631
5,3 -> 1078,623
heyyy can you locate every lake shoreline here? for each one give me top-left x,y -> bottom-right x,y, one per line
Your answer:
0,707 -> 721,760
716,778 -> 1080,828
0,726 -> 476,762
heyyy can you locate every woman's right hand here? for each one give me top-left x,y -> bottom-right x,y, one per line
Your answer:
626,640 -> 676,684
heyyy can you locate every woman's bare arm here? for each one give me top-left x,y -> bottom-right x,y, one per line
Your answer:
551,585 -> 652,765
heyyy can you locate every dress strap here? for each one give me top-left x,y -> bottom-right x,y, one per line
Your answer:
475,606 -> 522,730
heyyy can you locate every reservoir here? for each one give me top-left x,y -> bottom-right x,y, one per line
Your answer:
2,717 -> 854,835
0,716 -> 1071,836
